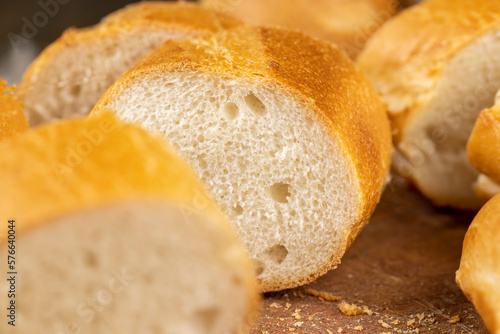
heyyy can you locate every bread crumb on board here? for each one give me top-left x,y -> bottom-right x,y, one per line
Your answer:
303,288 -> 341,301
292,308 -> 302,319
378,319 -> 392,329
354,325 -> 363,331
448,315 -> 460,324
339,301 -> 372,316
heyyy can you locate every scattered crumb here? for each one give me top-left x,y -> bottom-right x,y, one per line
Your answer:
337,328 -> 343,333
308,316 -> 313,321
303,288 -> 342,302
289,328 -> 295,332
354,325 -> 363,331
448,315 -> 460,324
416,313 -> 425,321
279,318 -> 284,321
378,320 -> 392,329
293,322 -> 303,327
363,306 -> 374,315
270,302 -> 279,308
292,309 -> 302,320
261,331 -> 269,334
327,330 -> 333,334
391,320 -> 399,325
339,302 -> 366,316
286,303 -> 291,309
407,319 -> 416,327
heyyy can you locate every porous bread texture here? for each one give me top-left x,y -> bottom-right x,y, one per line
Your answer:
468,92 -> 500,201
93,26 -> 393,291
202,0 -> 397,58
456,193 -> 500,334
18,2 -> 241,126
0,78 -> 28,140
358,0 -> 500,210
0,113 -> 258,333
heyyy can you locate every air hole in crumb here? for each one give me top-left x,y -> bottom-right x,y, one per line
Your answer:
269,183 -> 291,203
245,92 -> 267,115
264,244 -> 289,264
70,85 -> 81,96
193,307 -> 219,331
224,102 -> 239,120
84,251 -> 98,268
198,156 -> 208,169
255,260 -> 265,276
305,115 -> 313,126
233,203 -> 243,215
197,134 -> 205,142
196,109 -> 204,115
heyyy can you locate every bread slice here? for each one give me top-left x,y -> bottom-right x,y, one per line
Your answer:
357,0 -> 500,209
0,78 -> 27,140
202,0 -> 396,58
17,2 -> 241,126
92,26 -> 393,292
468,92 -> 500,201
0,112 -> 258,333
456,194 -> 500,334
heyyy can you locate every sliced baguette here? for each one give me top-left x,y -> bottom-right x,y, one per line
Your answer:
468,92 -> 500,201
202,0 -> 397,58
0,112 -> 257,334
18,2 -> 241,126
456,193 -> 500,334
0,78 -> 27,140
92,26 -> 393,292
358,0 -> 500,209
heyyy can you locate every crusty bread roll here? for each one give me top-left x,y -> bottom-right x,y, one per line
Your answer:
18,2 -> 241,126
358,0 -> 500,209
468,91 -> 500,201
456,193 -> 500,334
0,79 -> 27,140
202,0 -> 396,58
0,112 -> 257,333
92,26 -> 393,292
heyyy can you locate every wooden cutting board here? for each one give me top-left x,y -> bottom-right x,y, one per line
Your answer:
251,177 -> 488,334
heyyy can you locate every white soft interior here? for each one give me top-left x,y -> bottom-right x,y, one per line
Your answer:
22,28 -> 188,126
396,30 -> 500,209
101,72 -> 358,287
0,201 -> 250,334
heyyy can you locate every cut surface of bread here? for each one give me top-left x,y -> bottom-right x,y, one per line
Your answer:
0,112 -> 257,334
468,93 -> 500,201
92,26 -> 393,292
456,193 -> 500,334
18,2 -> 241,126
0,78 -> 27,140
202,0 -> 396,58
358,0 -> 500,209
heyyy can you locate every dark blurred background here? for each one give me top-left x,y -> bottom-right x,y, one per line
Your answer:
0,0 -> 418,85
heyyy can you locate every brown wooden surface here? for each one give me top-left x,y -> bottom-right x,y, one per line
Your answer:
251,177 -> 487,334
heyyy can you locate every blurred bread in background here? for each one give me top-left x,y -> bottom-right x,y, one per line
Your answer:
457,193 -> 500,334
202,0 -> 397,58
0,112 -> 258,334
358,0 -> 500,209
0,77 -> 27,140
468,90 -> 500,201
17,2 -> 242,126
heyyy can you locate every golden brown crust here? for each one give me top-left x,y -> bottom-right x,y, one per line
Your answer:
0,79 -> 28,141
202,0 -> 396,58
94,26 -> 393,291
358,0 -> 500,135
456,194 -> 500,333
468,104 -> 500,186
18,2 -> 242,102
